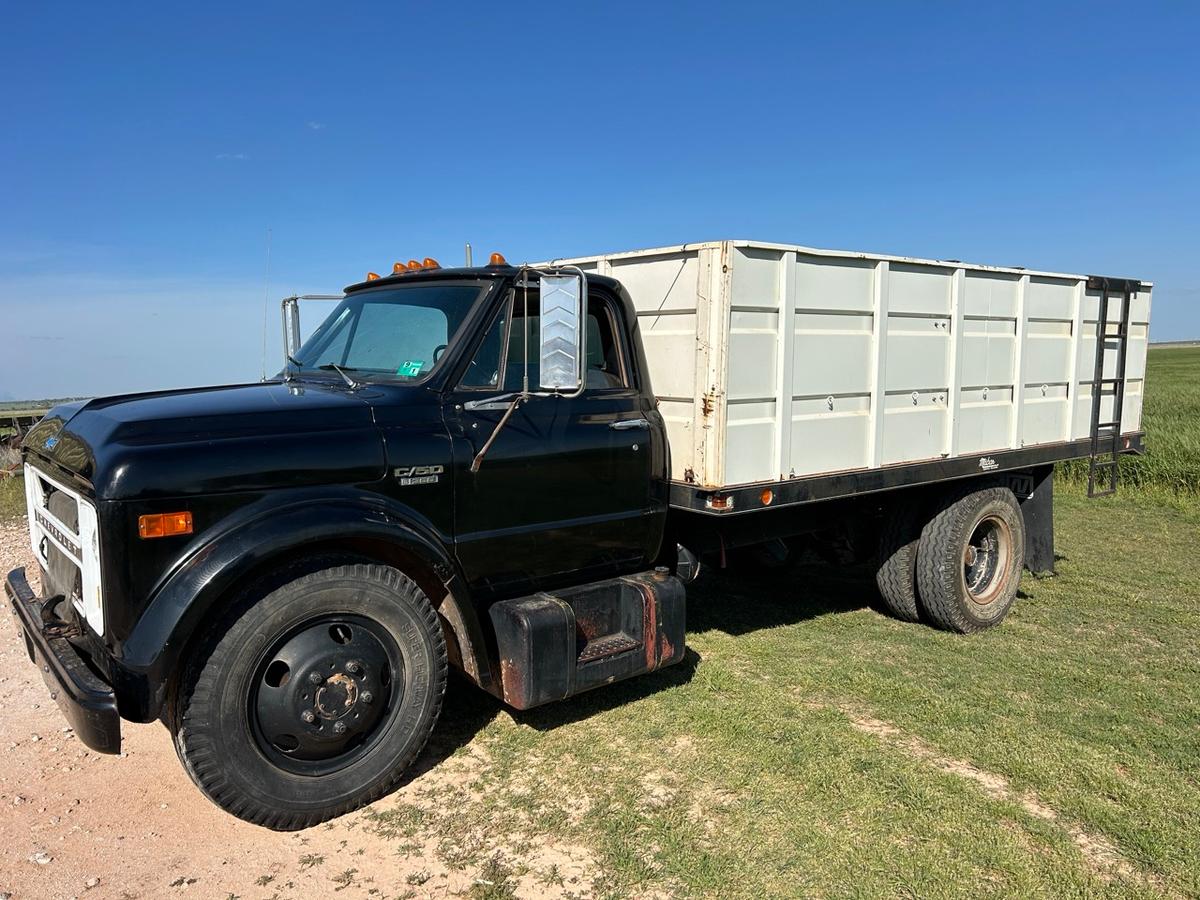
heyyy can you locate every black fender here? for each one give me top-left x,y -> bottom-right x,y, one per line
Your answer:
116,497 -> 493,721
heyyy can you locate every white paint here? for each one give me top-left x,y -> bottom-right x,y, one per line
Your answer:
542,241 -> 1152,489
24,464 -> 104,635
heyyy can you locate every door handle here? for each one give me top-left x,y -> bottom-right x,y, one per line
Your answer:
609,418 -> 650,431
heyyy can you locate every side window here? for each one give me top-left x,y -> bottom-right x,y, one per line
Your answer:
460,304 -> 509,389
493,292 -> 629,392
584,302 -> 627,389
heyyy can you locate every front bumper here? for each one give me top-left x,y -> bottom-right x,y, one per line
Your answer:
5,567 -> 120,753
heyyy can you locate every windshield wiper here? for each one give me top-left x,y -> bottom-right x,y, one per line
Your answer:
317,363 -> 362,389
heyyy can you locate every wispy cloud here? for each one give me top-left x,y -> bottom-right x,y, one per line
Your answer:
215,152 -> 249,160
306,121 -> 326,130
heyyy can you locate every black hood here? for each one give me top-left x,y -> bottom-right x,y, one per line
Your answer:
24,381 -> 387,500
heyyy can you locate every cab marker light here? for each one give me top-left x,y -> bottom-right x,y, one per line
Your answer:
393,262 -> 406,274
366,272 -> 381,281
407,259 -> 422,270
423,257 -> 440,269
489,252 -> 507,266
139,511 -> 193,539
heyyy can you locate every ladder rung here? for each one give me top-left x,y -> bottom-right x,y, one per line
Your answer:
1096,378 -> 1124,385
1095,421 -> 1120,429
1090,460 -> 1118,470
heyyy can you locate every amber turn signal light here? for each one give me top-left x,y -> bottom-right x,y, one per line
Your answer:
139,511 -> 193,539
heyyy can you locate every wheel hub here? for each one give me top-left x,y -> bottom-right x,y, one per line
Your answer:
962,516 -> 1010,604
315,673 -> 359,720
251,616 -> 402,772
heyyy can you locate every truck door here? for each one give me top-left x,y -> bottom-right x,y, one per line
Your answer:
446,286 -> 664,599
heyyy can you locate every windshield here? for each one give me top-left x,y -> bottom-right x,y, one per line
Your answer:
291,281 -> 494,382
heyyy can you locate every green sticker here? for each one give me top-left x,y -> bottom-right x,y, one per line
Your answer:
397,360 -> 424,377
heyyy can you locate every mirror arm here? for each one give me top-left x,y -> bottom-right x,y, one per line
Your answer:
469,393 -> 525,473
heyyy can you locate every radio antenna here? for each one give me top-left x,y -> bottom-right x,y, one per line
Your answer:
260,227 -> 272,381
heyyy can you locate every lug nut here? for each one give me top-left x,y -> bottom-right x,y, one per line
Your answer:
360,691 -> 373,704
346,660 -> 361,675
333,721 -> 347,735
308,671 -> 323,685
301,710 -> 316,724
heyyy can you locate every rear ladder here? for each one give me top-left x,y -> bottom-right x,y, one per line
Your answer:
1085,276 -> 1138,498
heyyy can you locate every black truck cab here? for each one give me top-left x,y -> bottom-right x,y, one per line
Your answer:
7,260 -> 685,829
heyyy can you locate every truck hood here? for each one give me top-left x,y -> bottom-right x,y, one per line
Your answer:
24,381 -> 387,500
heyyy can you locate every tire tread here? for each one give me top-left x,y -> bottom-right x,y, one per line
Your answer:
171,563 -> 447,830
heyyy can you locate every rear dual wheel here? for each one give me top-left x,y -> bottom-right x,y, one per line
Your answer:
917,486 -> 1025,633
171,564 -> 447,830
875,486 -> 1025,633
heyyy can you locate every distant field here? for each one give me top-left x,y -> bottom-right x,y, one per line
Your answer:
1059,346 -> 1200,496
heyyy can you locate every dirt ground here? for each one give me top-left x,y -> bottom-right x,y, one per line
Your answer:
0,515 -> 598,900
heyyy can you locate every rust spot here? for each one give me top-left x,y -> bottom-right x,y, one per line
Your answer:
498,658 -> 528,709
701,392 -> 715,418
638,581 -> 659,670
315,673 -> 357,719
659,634 -> 676,665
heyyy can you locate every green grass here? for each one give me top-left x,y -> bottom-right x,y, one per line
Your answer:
394,489 -> 1200,898
1060,346 -> 1200,497
1,352 -> 1195,895
0,478 -> 22,521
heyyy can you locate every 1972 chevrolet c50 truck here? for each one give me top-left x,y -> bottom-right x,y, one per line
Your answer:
7,240 -> 1149,828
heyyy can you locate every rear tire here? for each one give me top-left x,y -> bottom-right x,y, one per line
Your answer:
171,563 -> 447,830
875,502 -> 925,622
916,486 -> 1025,633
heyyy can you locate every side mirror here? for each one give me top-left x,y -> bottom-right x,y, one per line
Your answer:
538,272 -> 586,392
278,294 -> 343,372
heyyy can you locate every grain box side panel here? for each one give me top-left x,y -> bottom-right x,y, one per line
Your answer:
1019,276 -> 1076,446
787,254 -> 876,477
956,270 -> 1019,455
1072,283 -> 1150,440
879,263 -> 953,465
724,245 -> 785,485
605,249 -> 707,481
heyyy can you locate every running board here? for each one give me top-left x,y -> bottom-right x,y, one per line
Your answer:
488,570 -> 686,710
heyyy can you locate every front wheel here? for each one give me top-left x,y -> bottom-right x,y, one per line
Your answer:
171,564 -> 447,830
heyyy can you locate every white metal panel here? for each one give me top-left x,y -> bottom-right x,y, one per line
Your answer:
543,240 -> 1152,490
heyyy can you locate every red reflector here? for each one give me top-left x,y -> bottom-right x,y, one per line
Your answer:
139,512 -> 193,539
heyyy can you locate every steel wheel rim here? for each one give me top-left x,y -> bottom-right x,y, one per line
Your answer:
248,613 -> 405,776
962,514 -> 1011,605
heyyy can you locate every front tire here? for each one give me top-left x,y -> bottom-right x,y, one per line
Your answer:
171,563 -> 447,830
916,486 -> 1025,633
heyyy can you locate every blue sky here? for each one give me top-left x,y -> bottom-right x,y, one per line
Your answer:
1,1 -> 1196,400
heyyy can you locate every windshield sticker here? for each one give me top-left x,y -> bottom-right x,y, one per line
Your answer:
397,360 -> 425,377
